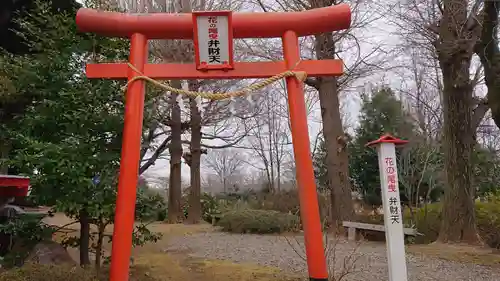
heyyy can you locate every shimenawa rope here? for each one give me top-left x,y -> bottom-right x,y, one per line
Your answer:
123,62 -> 307,100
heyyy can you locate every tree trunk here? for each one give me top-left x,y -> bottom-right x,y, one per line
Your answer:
0,140 -> 10,174
436,1 -> 480,244
475,2 -> 500,129
438,73 -> 480,243
315,33 -> 354,228
95,223 -> 106,272
187,83 -> 202,224
167,81 -> 184,223
266,98 -> 275,193
79,209 -> 91,266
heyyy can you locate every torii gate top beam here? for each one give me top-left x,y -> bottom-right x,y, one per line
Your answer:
76,4 -> 351,39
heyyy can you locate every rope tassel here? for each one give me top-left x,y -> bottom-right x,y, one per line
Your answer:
195,96 -> 203,113
246,93 -> 254,106
176,94 -> 184,109
229,97 -> 236,115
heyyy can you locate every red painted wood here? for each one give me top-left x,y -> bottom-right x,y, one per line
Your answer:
86,60 -> 343,80
76,5 -> 351,39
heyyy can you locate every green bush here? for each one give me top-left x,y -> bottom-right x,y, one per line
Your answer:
157,208 -> 168,221
475,195 -> 500,249
354,213 -> 384,224
217,209 -> 300,234
181,192 -> 222,223
246,190 -> 329,222
403,198 -> 500,248
135,188 -> 167,222
200,192 -> 222,223
0,214 -> 54,267
403,203 -> 442,244
353,201 -> 500,246
248,190 -> 301,214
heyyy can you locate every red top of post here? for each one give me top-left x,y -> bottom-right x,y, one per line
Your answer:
366,134 -> 409,147
75,4 -> 351,39
0,175 -> 30,197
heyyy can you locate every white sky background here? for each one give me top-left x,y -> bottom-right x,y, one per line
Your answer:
74,0 -> 499,187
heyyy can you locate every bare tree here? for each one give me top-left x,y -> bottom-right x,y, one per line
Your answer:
397,52 -> 445,141
389,0 -> 493,244
123,0 -> 246,223
398,141 -> 442,220
243,87 -> 293,193
390,0 -> 489,137
168,82 -> 185,222
203,148 -> 245,193
252,0 -> 384,228
186,82 -> 203,223
477,113 -> 500,154
475,1 -> 500,129
436,0 -> 480,242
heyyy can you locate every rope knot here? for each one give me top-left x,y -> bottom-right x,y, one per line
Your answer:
293,71 -> 307,82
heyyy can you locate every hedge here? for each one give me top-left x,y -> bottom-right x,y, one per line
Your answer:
217,209 -> 300,234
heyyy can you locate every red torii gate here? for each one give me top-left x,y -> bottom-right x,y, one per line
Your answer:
76,5 -> 351,281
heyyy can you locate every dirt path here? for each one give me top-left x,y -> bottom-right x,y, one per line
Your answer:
166,232 -> 500,281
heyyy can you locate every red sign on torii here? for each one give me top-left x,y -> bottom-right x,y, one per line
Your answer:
76,5 -> 351,281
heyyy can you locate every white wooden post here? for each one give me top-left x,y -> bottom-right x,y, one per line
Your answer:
367,134 -> 408,281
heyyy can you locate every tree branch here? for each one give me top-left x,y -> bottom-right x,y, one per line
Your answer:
472,98 -> 490,131
139,136 -> 172,175
305,77 -> 320,90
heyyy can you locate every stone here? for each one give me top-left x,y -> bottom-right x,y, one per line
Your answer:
26,240 -> 76,265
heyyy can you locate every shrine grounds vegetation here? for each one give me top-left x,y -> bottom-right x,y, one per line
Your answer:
351,195 -> 500,249
217,209 -> 300,234
211,190 -> 500,249
2,191 -> 500,281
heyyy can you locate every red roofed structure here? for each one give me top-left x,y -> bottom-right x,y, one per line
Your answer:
366,134 -> 409,147
0,175 -> 30,197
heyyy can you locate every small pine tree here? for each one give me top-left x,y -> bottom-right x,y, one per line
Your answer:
348,87 -> 417,207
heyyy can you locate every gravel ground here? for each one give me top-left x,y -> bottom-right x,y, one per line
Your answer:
166,232 -> 500,281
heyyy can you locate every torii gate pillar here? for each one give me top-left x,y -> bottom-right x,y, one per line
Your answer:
76,5 -> 351,281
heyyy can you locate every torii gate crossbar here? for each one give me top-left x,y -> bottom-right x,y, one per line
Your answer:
76,5 -> 351,281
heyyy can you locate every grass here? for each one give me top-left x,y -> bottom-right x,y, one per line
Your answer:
133,252 -> 302,281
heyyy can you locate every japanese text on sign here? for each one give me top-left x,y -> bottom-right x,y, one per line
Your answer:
385,157 -> 397,193
207,16 -> 221,64
388,197 -> 400,224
